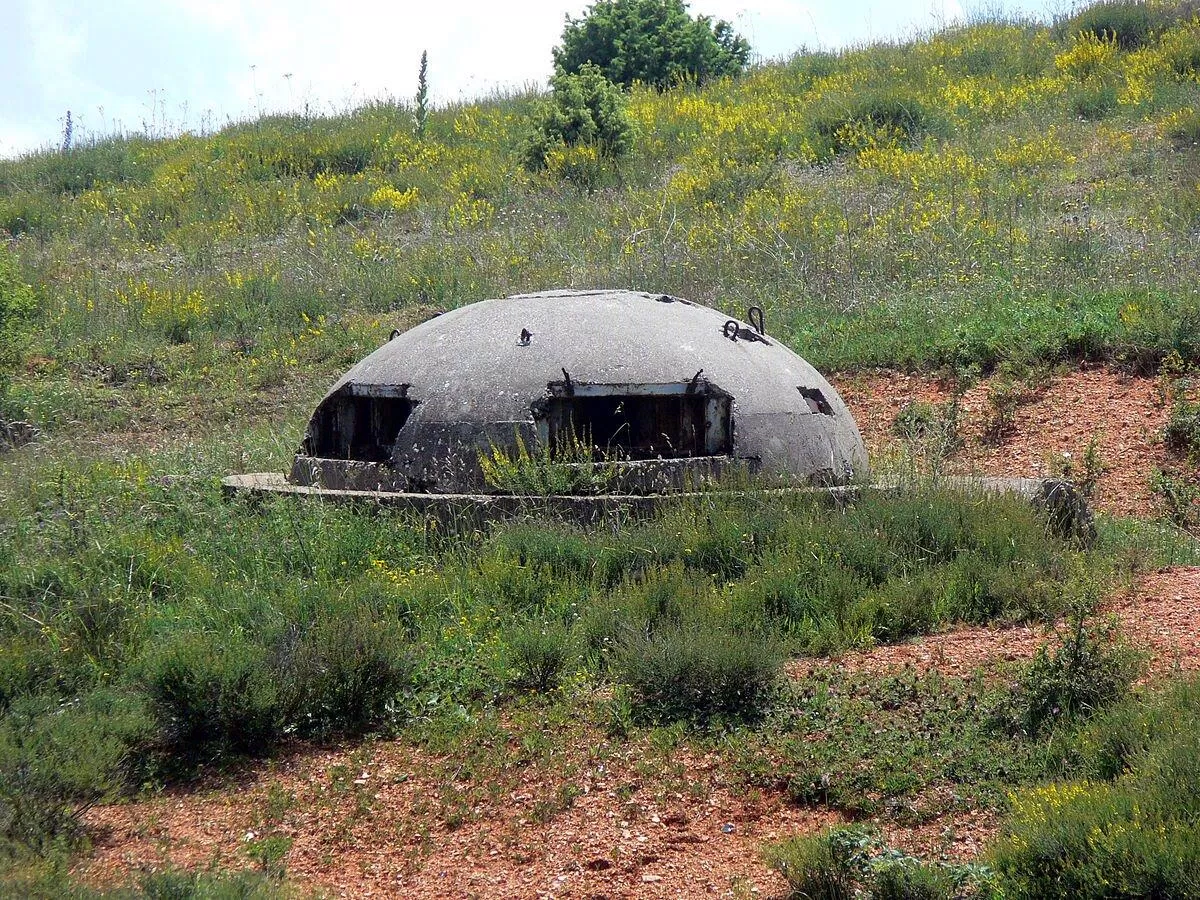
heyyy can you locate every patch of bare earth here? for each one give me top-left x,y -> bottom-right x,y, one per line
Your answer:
789,567 -> 1200,683
79,736 -> 840,898
832,364 -> 1170,518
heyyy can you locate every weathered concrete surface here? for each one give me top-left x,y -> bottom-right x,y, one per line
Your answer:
291,289 -> 867,493
223,472 -> 1095,543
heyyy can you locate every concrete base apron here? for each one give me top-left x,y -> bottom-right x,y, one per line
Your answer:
222,472 -> 1095,542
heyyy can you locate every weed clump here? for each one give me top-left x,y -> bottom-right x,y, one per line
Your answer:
505,619 -> 573,694
0,691 -> 153,854
1016,614 -> 1143,736
812,90 -> 934,154
993,678 -> 1200,899
766,827 -> 993,900
615,621 -> 781,723
522,64 -> 634,188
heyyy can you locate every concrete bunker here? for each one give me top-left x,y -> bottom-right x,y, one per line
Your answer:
223,288 -> 1093,540
268,289 -> 868,496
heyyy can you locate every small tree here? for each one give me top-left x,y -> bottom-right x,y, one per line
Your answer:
523,64 -> 635,180
554,0 -> 750,90
413,51 -> 429,138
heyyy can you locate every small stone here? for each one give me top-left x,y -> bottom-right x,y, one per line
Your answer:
642,874 -> 662,883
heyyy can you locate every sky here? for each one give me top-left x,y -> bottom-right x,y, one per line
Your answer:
1,0 -> 1069,158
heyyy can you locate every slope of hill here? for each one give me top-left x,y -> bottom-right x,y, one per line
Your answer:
3,4 -> 1200,898
1,6 -> 1200,445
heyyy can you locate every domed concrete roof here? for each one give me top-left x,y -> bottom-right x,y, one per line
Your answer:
289,289 -> 867,494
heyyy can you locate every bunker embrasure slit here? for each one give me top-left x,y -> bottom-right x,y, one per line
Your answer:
541,381 -> 732,459
305,384 -> 414,462
799,386 -> 834,416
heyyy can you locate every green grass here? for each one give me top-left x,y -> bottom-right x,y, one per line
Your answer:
3,3 -> 1200,893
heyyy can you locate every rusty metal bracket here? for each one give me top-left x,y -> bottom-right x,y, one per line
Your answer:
747,305 -> 765,336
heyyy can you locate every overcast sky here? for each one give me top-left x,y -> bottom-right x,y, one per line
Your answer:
1,0 -> 1067,158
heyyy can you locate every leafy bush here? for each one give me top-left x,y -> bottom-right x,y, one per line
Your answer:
138,632 -> 282,762
1165,107 -> 1200,148
1017,614 -> 1142,736
522,65 -> 635,180
137,867 -> 284,898
1060,1 -> 1171,50
1069,82 -> 1119,120
813,90 -> 933,154
478,429 -> 620,494
554,0 -> 750,89
277,608 -> 416,738
505,619 -> 573,693
0,691 -> 153,853
767,827 -> 990,900
994,680 -> 1200,899
764,827 -> 857,900
1164,395 -> 1200,457
873,862 -> 957,900
1150,467 -> 1200,528
614,619 -> 780,722
0,248 -> 36,335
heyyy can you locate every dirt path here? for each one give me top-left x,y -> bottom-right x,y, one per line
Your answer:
77,569 -> 1200,898
833,365 -> 1172,518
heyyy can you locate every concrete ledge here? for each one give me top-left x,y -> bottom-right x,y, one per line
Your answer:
222,472 -> 1094,542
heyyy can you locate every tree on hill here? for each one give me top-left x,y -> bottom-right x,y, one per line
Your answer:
553,0 -> 751,89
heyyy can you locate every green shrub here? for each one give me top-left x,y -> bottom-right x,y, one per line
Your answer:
764,828 -> 858,900
994,676 -> 1200,898
138,632 -> 281,762
1060,1 -> 1170,50
891,398 -> 962,463
873,861 -> 956,900
1069,82 -> 1119,120
522,65 -> 635,179
1150,468 -> 1200,528
554,0 -> 750,89
505,619 -> 573,693
1018,614 -> 1142,736
478,429 -> 620,494
1165,107 -> 1200,148
982,378 -> 1031,443
1164,395 -> 1200,457
138,867 -> 284,899
615,619 -> 780,722
278,609 -> 416,738
0,248 -> 36,335
0,690 -> 153,853
766,827 -> 985,900
813,90 -> 933,154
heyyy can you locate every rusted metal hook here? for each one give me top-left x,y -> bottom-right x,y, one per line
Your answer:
747,305 -> 765,336
723,320 -> 739,342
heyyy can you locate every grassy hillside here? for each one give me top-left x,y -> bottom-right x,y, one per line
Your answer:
2,5 -> 1200,446
3,4 -> 1200,897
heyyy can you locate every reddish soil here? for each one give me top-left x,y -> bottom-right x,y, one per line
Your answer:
80,738 -> 838,899
832,364 -> 1172,518
788,567 -> 1200,683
